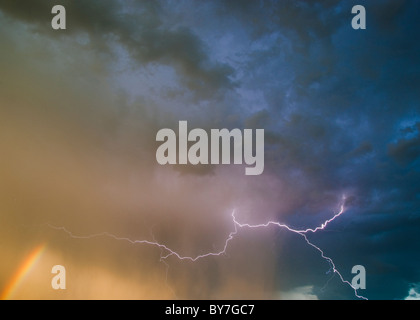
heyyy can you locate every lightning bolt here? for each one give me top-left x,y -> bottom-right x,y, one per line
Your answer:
233,205 -> 367,300
48,201 -> 368,300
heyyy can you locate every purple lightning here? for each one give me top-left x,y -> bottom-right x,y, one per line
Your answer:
233,205 -> 367,300
48,201 -> 367,300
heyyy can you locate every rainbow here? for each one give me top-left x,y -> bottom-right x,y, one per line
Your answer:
1,243 -> 46,300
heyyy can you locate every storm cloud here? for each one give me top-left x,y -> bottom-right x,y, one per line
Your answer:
0,0 -> 419,299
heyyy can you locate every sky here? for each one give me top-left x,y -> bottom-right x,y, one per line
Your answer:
0,0 -> 419,300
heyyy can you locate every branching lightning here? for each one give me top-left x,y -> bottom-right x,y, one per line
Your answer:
232,205 -> 367,300
48,201 -> 368,300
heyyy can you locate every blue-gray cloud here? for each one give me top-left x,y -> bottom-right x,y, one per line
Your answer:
1,0 -> 419,299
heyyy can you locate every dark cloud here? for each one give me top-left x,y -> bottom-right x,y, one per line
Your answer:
215,0 -> 420,299
388,123 -> 420,165
0,0 -> 419,299
348,141 -> 374,158
0,0 -> 235,96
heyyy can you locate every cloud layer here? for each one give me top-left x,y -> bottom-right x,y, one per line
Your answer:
0,0 -> 419,299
